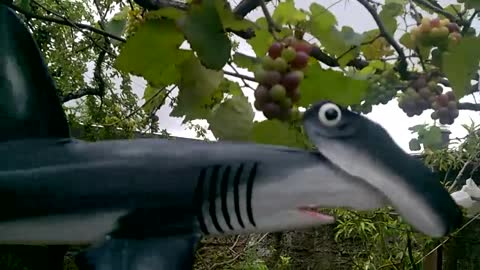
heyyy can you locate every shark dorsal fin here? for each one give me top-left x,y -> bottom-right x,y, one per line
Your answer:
0,5 -> 70,141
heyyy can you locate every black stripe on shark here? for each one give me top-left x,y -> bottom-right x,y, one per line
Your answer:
194,163 -> 258,235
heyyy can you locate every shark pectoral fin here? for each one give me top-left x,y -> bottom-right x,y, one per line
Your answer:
0,5 -> 70,141
75,234 -> 201,270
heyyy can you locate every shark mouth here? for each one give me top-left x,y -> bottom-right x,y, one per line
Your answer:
297,205 -> 335,223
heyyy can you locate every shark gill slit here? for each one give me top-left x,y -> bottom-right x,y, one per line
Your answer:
194,168 -> 209,235
209,165 -> 224,233
220,165 -> 234,230
246,162 -> 257,227
233,164 -> 245,228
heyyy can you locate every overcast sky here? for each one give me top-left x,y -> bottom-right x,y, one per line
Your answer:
81,0 -> 480,152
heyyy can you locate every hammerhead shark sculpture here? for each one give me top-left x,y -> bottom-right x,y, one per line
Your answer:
0,3 -> 463,270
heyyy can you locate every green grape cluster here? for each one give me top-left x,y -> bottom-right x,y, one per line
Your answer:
398,75 -> 443,117
253,38 -> 312,121
351,70 -> 399,114
431,91 -> 459,125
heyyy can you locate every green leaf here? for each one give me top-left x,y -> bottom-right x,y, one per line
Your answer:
272,0 -> 307,25
115,19 -> 190,88
216,0 -> 257,31
442,37 -> 480,99
18,0 -> 31,12
310,27 -> 363,66
250,120 -> 307,149
308,3 -> 337,33
105,18 -> 126,43
146,7 -> 186,20
170,55 -> 224,121
217,79 -> 244,96
247,18 -> 292,56
400,33 -> 415,49
179,0 -> 232,70
379,3 -> 403,35
232,52 -> 259,72
421,126 -> 443,150
443,4 -> 463,15
465,0 -> 480,10
142,85 -> 166,115
299,64 -> 369,107
208,95 -> 254,141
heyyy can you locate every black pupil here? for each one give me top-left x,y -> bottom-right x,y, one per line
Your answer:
325,109 -> 338,121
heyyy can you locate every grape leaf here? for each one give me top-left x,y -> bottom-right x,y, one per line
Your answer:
379,3 -> 403,35
272,0 -> 307,25
170,56 -> 224,121
208,95 -> 254,141
143,85 -> 166,115
104,17 -> 126,44
308,3 -> 337,33
310,27 -> 362,66
442,37 -> 480,99
443,4 -> 463,15
299,63 -> 369,106
464,0 -> 480,10
115,19 -> 190,88
146,7 -> 186,20
362,37 -> 394,60
247,18 -> 292,56
179,0 -> 231,70
217,79 -> 244,96
250,120 -> 307,149
421,126 -> 443,150
216,0 -> 257,31
400,32 -> 415,49
232,53 -> 259,73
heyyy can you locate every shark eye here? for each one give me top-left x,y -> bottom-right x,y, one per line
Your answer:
318,103 -> 342,126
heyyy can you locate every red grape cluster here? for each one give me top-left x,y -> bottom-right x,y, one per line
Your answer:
431,91 -> 459,125
253,38 -> 312,121
398,76 -> 443,117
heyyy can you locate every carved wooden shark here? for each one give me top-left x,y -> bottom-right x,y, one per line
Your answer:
0,4 -> 463,270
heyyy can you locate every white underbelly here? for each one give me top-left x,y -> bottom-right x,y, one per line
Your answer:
0,210 -> 128,245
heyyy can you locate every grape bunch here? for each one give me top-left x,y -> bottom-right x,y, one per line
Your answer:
351,70 -> 399,114
253,38 -> 312,121
410,17 -> 461,49
398,75 -> 443,117
431,91 -> 459,125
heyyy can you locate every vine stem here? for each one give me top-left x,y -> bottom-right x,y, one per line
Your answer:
415,211 -> 480,265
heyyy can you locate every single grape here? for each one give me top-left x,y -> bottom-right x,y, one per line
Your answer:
281,47 -> 297,62
446,91 -> 455,100
437,94 -> 449,106
263,102 -> 281,119
282,71 -> 303,91
438,107 -> 449,118
290,51 -> 309,69
290,89 -> 301,102
447,101 -> 457,110
270,84 -> 287,102
412,77 -> 427,90
279,97 -> 292,109
447,23 -> 460,33
431,111 -> 439,120
268,42 -> 283,59
254,100 -> 263,111
292,40 -> 313,54
262,56 -> 276,70
254,67 -> 267,83
263,70 -> 282,86
419,87 -> 431,99
254,85 -> 270,103
450,108 -> 459,118
273,57 -> 288,73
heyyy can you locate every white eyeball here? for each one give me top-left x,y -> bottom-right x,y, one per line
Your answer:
318,103 -> 342,126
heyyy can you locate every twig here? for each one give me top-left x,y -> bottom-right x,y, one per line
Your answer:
258,0 -> 280,35
233,0 -> 273,17
458,102 -> 480,111
228,62 -> 256,90
7,2 -> 127,42
406,231 -> 418,270
415,211 -> 480,265
461,11 -> 479,35
357,0 -> 409,79
224,70 -> 256,82
336,34 -> 381,62
411,0 -> 460,24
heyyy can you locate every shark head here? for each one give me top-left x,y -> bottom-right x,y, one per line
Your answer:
302,100 -> 463,237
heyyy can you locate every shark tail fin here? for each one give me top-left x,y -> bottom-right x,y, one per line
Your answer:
0,4 -> 70,141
